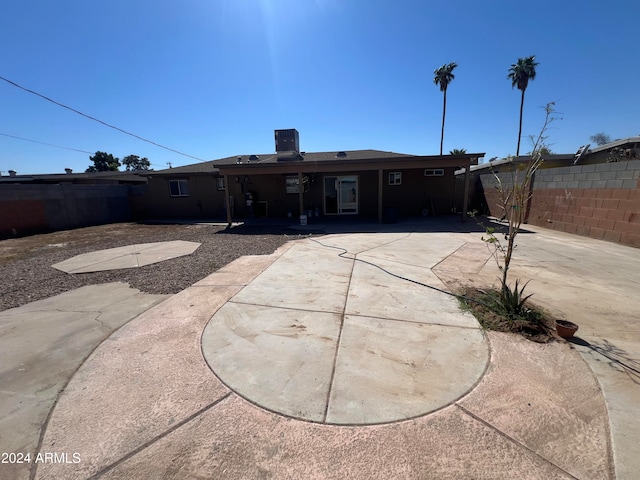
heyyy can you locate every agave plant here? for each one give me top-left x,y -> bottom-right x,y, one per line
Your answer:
498,279 -> 533,317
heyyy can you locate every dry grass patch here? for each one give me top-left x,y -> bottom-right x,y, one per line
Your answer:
458,286 -> 557,343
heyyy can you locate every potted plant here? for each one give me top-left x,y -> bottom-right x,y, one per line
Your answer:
556,319 -> 579,339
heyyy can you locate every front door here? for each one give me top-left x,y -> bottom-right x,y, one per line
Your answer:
324,176 -> 358,215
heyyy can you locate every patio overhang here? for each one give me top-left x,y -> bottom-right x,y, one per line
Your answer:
217,154 -> 484,226
215,154 -> 483,176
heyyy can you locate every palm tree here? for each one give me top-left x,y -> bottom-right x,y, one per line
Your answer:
449,148 -> 467,155
508,56 -> 539,156
433,62 -> 457,155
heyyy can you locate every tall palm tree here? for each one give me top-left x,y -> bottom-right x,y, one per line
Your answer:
508,55 -> 539,156
433,62 -> 457,155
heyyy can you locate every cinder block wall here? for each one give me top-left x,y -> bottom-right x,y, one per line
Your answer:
479,160 -> 640,248
477,172 -> 517,220
0,184 -> 134,238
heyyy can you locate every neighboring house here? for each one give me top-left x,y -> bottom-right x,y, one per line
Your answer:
579,136 -> 640,164
0,169 -> 148,185
146,129 -> 484,224
0,170 -> 148,238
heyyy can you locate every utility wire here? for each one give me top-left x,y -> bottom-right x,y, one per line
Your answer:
1,132 -> 170,170
0,75 -> 206,162
0,132 -> 93,154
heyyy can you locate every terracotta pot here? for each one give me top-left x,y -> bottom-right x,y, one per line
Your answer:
556,320 -> 579,339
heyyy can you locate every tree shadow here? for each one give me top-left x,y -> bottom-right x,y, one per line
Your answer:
570,337 -> 640,385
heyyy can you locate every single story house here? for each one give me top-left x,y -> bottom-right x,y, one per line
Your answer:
146,129 -> 484,224
0,170 -> 149,238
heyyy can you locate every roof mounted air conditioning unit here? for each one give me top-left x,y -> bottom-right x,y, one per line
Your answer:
275,129 -> 299,152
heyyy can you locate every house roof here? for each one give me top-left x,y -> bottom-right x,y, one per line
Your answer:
0,170 -> 148,184
150,149 -> 484,176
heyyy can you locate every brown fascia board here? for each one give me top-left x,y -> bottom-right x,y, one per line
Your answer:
146,166 -> 221,177
147,169 -> 220,177
216,154 -> 484,175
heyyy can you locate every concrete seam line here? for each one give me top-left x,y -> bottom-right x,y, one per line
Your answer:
477,242 -> 496,273
430,240 -> 468,272
349,232 -> 413,256
29,289 -> 157,480
89,392 -> 233,479
308,236 -> 492,308
322,253 -> 356,423
343,312 -> 482,331
455,404 -> 580,480
228,299 -> 342,316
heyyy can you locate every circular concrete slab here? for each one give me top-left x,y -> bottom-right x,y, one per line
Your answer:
51,241 -> 201,273
202,241 -> 489,425
202,303 -> 489,426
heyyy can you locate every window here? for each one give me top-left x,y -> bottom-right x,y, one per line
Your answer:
424,169 -> 445,177
388,172 -> 402,185
169,179 -> 189,197
285,175 -> 299,194
216,177 -> 225,191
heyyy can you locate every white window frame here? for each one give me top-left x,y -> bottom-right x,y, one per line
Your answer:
285,175 -> 299,194
169,179 -> 189,197
388,172 -> 402,185
216,177 -> 225,191
424,168 -> 445,177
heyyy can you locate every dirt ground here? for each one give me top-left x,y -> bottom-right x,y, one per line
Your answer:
0,222 -> 308,312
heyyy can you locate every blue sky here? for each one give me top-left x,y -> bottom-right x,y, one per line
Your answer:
1,0 -> 638,174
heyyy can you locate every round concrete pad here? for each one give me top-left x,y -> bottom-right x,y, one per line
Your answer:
51,240 -> 201,273
202,241 -> 489,425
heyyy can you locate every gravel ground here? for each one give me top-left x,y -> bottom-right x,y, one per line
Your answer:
0,222 -> 313,312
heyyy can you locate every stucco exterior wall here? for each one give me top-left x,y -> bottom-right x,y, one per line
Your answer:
144,175 -> 227,219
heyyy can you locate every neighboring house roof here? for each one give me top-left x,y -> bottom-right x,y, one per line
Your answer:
588,136 -> 640,154
0,170 -> 148,184
455,154 -> 574,176
150,149 -> 483,176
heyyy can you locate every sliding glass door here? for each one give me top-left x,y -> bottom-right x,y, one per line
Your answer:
324,176 -> 358,215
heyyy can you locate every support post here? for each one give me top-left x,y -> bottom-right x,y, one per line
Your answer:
378,168 -> 383,223
462,164 -> 471,223
298,172 -> 304,220
224,175 -> 232,227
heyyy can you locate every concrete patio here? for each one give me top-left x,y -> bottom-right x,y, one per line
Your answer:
51,240 -> 201,273
1,219 -> 638,479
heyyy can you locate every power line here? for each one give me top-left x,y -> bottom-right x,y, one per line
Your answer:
0,75 -> 206,162
1,132 -> 171,169
0,132 -> 94,154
